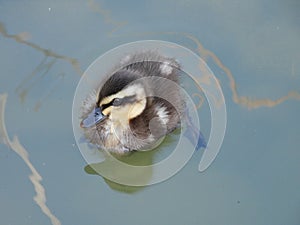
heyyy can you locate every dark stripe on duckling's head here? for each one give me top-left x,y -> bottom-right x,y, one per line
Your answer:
101,95 -> 136,111
97,70 -> 140,106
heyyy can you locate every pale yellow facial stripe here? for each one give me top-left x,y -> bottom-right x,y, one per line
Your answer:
102,98 -> 146,119
102,106 -> 112,116
128,98 -> 146,119
100,94 -> 120,106
99,84 -> 145,106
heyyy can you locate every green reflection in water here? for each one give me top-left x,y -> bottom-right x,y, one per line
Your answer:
84,129 -> 180,193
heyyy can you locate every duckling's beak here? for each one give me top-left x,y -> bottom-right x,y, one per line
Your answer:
80,107 -> 106,128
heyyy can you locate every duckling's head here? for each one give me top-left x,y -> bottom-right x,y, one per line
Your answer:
97,71 -> 147,126
80,70 -> 156,154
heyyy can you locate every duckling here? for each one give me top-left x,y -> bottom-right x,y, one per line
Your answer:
80,51 -> 187,155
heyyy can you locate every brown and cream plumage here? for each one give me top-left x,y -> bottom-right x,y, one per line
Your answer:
80,51 -> 185,154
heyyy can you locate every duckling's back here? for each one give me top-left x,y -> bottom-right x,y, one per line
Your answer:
121,51 -> 181,81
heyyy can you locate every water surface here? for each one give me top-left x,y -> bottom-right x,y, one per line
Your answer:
0,1 -> 299,225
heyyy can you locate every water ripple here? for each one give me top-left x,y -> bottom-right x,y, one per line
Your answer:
0,93 -> 61,225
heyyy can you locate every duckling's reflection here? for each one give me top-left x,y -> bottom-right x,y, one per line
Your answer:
84,129 -> 180,193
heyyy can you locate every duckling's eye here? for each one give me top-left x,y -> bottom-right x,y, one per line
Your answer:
112,98 -> 123,106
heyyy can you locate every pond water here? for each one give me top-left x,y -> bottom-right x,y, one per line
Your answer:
0,1 -> 299,225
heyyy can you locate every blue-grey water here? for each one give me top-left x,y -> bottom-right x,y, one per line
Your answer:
0,1 -> 299,225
